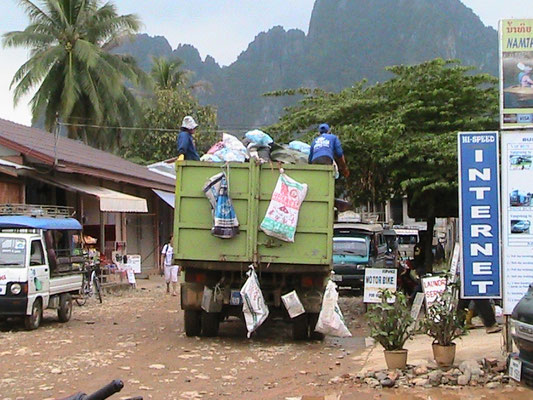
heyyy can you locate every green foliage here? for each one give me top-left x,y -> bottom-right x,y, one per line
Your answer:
151,57 -> 189,91
3,0 -> 148,149
419,289 -> 467,346
269,59 -> 498,211
122,88 -> 217,164
366,290 -> 414,351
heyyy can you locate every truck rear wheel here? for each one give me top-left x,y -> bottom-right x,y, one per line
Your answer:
292,314 -> 309,340
184,310 -> 202,337
58,294 -> 73,322
201,312 -> 220,337
24,298 -> 42,330
308,313 -> 325,340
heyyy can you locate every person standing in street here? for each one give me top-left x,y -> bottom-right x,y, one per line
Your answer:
308,123 -> 350,177
177,116 -> 200,161
160,236 -> 179,296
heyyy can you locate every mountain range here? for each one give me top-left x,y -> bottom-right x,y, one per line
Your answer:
114,0 -> 498,129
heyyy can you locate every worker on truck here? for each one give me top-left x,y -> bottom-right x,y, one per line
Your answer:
177,116 -> 200,161
308,123 -> 350,177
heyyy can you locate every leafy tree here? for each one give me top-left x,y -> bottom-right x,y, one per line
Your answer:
124,88 -> 218,164
269,59 -> 498,271
3,0 -> 148,148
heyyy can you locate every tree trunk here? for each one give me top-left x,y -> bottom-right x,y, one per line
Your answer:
425,215 -> 435,273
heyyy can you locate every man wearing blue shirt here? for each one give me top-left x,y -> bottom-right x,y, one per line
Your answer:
308,123 -> 349,177
177,116 -> 200,161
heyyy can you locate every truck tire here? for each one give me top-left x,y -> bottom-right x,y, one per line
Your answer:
57,294 -> 73,322
24,298 -> 42,330
184,310 -> 202,337
201,312 -> 220,337
308,313 -> 325,341
292,314 -> 309,340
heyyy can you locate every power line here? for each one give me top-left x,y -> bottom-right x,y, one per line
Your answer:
58,121 -> 252,133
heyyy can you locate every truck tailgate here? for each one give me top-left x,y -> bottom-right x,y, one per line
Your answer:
50,274 -> 83,295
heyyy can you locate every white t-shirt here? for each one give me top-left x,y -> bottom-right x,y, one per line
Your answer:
161,243 -> 174,266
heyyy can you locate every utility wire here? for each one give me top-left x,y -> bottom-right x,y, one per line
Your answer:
58,121 -> 256,133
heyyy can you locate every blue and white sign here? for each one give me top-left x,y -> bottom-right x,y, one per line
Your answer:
458,132 -> 501,298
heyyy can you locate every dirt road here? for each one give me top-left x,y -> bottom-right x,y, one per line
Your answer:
0,278 -> 531,400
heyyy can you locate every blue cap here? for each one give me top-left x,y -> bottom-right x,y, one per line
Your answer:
319,123 -> 330,133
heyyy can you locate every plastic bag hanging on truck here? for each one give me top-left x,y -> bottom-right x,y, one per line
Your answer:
212,175 -> 240,239
281,290 -> 306,319
315,280 -> 352,337
240,265 -> 269,338
260,172 -> 308,242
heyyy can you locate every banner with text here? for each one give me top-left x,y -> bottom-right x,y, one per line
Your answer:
458,132 -> 501,298
502,131 -> 533,313
500,19 -> 533,129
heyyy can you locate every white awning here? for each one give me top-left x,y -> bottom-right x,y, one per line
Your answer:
0,159 -> 32,169
39,176 -> 148,213
153,189 -> 175,208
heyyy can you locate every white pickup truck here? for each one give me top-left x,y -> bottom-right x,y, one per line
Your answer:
0,210 -> 84,330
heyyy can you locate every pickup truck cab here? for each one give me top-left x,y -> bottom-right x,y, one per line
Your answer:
332,223 -> 387,288
0,209 -> 84,330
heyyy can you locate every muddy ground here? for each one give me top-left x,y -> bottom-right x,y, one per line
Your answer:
0,278 -> 531,400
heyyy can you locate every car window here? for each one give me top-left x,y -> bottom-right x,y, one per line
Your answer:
30,240 -> 45,266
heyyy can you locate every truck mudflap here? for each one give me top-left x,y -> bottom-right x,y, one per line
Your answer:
298,288 -> 324,314
180,282 -> 204,310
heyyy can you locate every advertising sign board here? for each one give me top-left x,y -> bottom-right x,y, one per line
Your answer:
500,19 -> 533,129
458,132 -> 501,298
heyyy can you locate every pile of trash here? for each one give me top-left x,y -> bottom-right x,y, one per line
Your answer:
200,130 -> 311,165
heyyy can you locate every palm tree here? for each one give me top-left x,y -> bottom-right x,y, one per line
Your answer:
3,0 -> 148,147
150,57 -> 190,91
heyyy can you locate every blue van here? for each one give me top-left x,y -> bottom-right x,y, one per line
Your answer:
332,223 -> 387,288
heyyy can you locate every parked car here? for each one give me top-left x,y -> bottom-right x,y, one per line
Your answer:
332,223 -> 387,289
510,284 -> 533,386
0,206 -> 84,330
511,220 -> 531,234
394,228 -> 419,259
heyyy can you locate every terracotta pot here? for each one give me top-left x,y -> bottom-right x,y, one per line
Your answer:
432,343 -> 456,367
383,349 -> 408,370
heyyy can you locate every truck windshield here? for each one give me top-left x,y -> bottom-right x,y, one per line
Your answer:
398,235 -> 418,245
0,238 -> 26,268
333,240 -> 368,257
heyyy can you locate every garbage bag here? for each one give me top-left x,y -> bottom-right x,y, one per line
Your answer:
281,290 -> 305,319
245,129 -> 273,146
212,175 -> 239,239
260,172 -> 308,242
223,133 -> 248,158
200,154 -> 223,163
270,144 -> 308,164
203,172 -> 225,209
315,280 -> 352,337
240,266 -> 269,338
207,141 -> 225,155
289,140 -> 311,155
247,143 -> 271,164
213,147 -> 247,163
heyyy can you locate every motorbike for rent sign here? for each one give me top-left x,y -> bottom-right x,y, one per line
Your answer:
458,132 -> 502,299
363,268 -> 397,303
501,131 -> 533,314
500,19 -> 533,129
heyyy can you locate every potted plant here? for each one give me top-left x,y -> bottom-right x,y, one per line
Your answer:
366,290 -> 414,370
420,290 -> 467,367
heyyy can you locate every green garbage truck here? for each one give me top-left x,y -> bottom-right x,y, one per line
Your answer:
174,161 -> 334,339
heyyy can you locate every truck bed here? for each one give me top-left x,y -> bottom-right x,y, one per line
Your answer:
50,274 -> 83,296
174,161 -> 335,269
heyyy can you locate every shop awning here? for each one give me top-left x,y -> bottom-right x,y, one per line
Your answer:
38,176 -> 148,213
153,189 -> 175,208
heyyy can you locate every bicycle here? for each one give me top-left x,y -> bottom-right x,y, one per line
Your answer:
75,262 -> 103,306
59,379 -> 142,400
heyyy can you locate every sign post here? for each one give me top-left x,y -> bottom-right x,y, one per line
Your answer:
458,132 -> 502,299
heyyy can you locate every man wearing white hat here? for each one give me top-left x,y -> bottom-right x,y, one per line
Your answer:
177,116 -> 200,161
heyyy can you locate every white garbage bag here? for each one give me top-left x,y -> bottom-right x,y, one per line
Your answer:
240,266 -> 269,338
281,290 -> 306,319
260,172 -> 308,242
315,280 -> 352,337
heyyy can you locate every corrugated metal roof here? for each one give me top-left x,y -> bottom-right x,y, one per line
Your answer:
0,118 -> 174,191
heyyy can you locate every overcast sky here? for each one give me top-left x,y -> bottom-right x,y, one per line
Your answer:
0,0 -> 530,126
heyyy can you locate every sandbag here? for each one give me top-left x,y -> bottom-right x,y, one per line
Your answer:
240,266 -> 269,338
315,280 -> 352,337
260,172 -> 308,243
281,290 -> 305,319
245,129 -> 273,146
